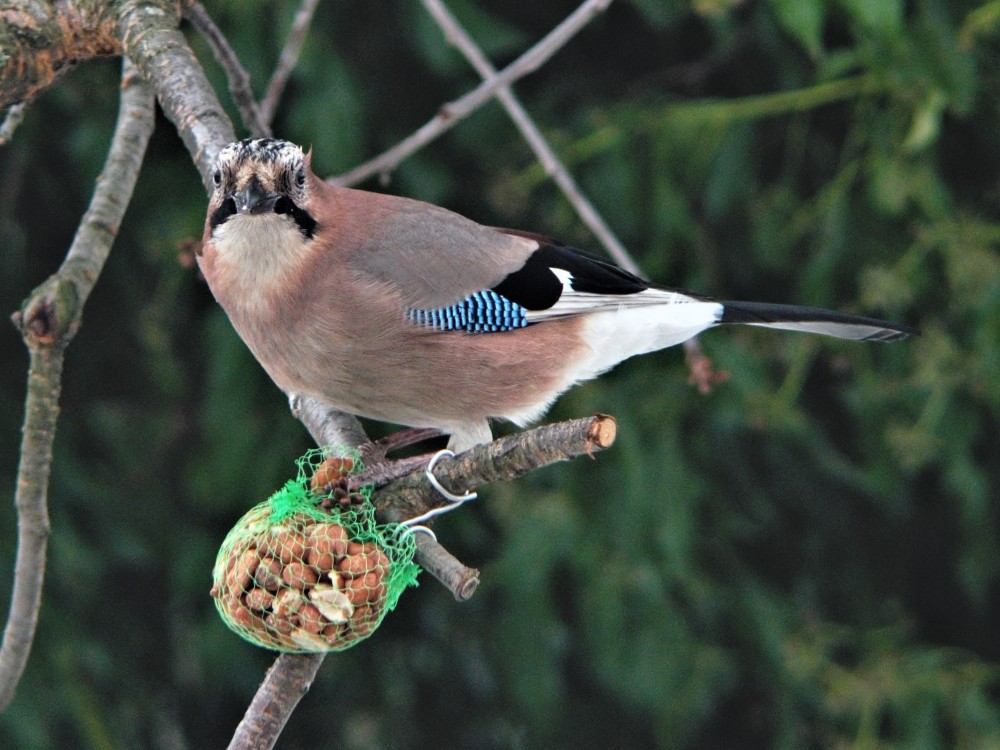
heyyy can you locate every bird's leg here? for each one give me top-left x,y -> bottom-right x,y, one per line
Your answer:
352,443 -> 479,510
349,427 -> 446,491
358,426 -> 444,463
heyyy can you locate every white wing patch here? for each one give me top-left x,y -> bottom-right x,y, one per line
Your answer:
523,267 -> 713,321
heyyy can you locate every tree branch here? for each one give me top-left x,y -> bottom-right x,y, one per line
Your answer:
258,0 -> 320,128
227,653 -> 325,750
0,103 -> 26,147
331,0 -> 615,187
413,532 -> 480,601
119,0 -> 235,188
0,58 -> 155,712
420,0 -> 639,273
0,1 -> 121,110
291,395 -> 369,448
373,415 -> 617,523
183,0 -> 271,138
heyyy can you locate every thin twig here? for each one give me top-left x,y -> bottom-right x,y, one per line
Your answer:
420,0 -> 639,274
332,0 -> 615,187
0,58 -> 155,712
258,0 -> 320,128
183,1 -> 271,138
0,103 -> 26,147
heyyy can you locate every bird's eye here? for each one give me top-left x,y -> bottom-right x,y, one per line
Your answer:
213,169 -> 222,187
295,169 -> 306,189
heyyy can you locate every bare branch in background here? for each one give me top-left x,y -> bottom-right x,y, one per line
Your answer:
420,0 -> 641,274
0,103 -> 26,147
259,0 -> 321,128
0,58 -> 155,711
332,0 -> 615,187
183,0 -> 271,138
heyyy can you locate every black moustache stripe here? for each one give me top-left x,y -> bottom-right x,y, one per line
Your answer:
274,196 -> 317,239
210,195 -> 317,239
210,197 -> 237,230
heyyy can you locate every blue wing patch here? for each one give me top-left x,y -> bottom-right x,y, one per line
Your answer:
407,290 -> 529,333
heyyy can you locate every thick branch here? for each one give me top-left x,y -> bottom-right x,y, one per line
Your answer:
0,0 -> 121,110
119,0 -> 234,187
227,653 -> 325,750
1,0 -> 233,188
0,58 -> 155,712
291,395 -> 369,448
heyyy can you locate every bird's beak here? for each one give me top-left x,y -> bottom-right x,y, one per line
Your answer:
232,177 -> 279,215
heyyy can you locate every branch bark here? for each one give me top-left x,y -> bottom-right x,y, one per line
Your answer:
0,0 -> 121,109
227,653 -> 325,750
119,0 -> 235,187
372,415 -> 617,523
0,58 -> 155,712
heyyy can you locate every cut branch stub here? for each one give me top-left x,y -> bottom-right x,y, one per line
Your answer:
372,414 -> 617,524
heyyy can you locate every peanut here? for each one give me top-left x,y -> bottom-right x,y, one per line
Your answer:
309,584 -> 354,624
306,523 -> 349,568
254,556 -> 283,592
244,587 -> 274,612
272,588 -> 306,619
266,528 -> 306,564
282,560 -> 319,589
289,627 -> 330,652
310,456 -> 355,493
297,603 -> 324,634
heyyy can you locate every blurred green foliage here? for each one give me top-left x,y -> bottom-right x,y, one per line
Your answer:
1,0 -> 999,747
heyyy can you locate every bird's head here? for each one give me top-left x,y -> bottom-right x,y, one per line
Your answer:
207,138 -> 318,240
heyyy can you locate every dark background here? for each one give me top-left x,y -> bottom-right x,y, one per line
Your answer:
1,0 -> 998,747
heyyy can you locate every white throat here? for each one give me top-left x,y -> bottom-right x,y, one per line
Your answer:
211,213 -> 313,299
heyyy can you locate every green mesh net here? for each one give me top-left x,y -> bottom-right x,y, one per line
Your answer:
211,448 -> 420,652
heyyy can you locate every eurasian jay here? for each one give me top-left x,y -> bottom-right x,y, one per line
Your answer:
198,138 -> 916,452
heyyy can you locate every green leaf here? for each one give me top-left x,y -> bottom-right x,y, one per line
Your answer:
772,0 -> 827,57
837,0 -> 903,33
